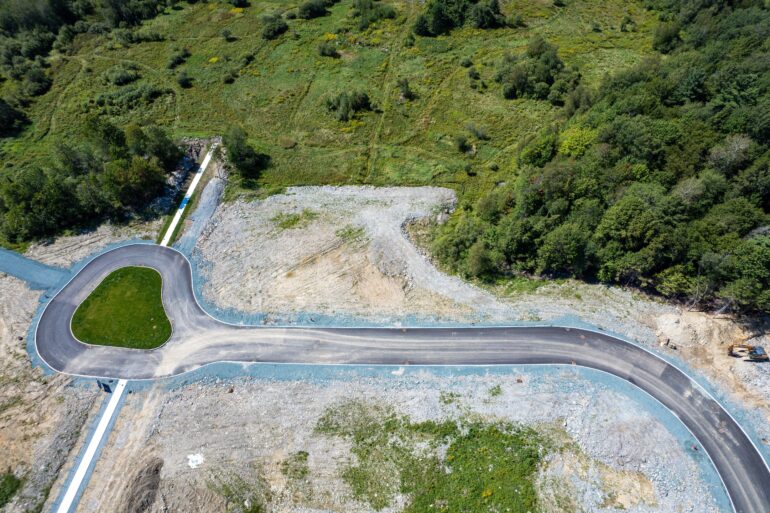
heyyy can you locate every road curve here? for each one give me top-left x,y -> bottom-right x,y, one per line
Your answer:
35,244 -> 770,513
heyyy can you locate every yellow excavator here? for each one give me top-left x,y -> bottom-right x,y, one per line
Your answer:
727,343 -> 769,362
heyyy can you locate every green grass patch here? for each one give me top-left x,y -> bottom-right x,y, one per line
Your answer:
316,400 -> 548,512
271,209 -> 318,230
0,472 -> 22,508
335,225 -> 366,243
72,267 -> 171,349
281,451 -> 310,480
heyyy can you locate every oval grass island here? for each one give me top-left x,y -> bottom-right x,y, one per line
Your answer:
71,266 -> 171,349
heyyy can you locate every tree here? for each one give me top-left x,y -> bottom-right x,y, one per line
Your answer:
466,240 -> 495,278
653,22 -> 680,54
262,14 -> 288,40
298,0 -> 328,19
223,126 -> 270,178
0,98 -> 24,136
537,222 -> 592,275
717,236 -> 770,312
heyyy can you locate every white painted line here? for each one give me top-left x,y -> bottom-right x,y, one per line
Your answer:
55,379 -> 127,513
160,145 -> 217,247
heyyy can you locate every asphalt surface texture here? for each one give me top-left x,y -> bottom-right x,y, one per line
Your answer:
35,244 -> 770,513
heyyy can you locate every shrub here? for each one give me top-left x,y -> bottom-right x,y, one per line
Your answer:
653,22 -> 680,54
167,48 -> 190,69
354,0 -> 396,30
298,0 -> 328,19
318,41 -> 339,57
326,91 -> 372,121
467,67 -> 480,80
519,130 -> 558,167
460,57 -> 473,68
176,71 -> 192,88
93,84 -> 170,114
558,127 -> 597,158
397,78 -> 416,100
468,0 -> 505,29
222,70 -> 237,84
0,98 -> 24,135
223,126 -> 270,178
454,135 -> 471,153
0,472 -> 22,508
102,65 -> 140,86
466,123 -> 489,140
262,14 -> 288,40
22,66 -> 51,96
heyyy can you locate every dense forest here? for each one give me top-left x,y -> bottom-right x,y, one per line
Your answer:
433,0 -> 770,313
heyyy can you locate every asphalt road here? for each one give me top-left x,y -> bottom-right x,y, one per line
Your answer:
35,244 -> 770,513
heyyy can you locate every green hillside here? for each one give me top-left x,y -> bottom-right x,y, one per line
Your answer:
2,0 -> 769,312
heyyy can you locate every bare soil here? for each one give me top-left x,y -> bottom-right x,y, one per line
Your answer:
0,275 -> 97,512
77,374 -> 722,513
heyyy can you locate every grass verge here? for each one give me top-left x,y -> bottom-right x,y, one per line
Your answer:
71,266 -> 171,349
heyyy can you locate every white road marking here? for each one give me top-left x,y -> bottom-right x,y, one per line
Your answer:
160,145 -> 217,247
54,146 -> 217,513
55,379 -> 127,513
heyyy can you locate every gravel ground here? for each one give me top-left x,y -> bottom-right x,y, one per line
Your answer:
193,186 -> 510,322
76,371 -> 726,513
0,275 -> 97,513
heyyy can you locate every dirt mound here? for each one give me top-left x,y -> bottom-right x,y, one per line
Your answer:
121,457 -> 163,513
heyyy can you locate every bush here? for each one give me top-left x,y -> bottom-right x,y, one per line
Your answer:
519,130 -> 557,167
223,126 -> 270,178
653,22 -> 680,54
298,0 -> 328,19
468,0 -> 505,29
22,65 -> 51,96
354,0 -> 396,30
454,135 -> 471,153
0,472 -> 21,508
167,48 -> 190,69
318,41 -> 339,57
326,91 -> 372,121
397,78 -> 416,100
262,14 -> 288,40
176,71 -> 192,88
222,69 -> 237,84
413,0 -> 504,36
102,65 -> 140,86
466,123 -> 489,140
0,98 -> 24,136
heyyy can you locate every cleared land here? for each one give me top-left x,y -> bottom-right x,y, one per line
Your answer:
72,374 -> 724,513
71,266 -> 171,349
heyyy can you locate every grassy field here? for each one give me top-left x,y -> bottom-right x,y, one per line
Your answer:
1,0 -> 656,207
316,400 -> 550,512
71,266 -> 171,349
